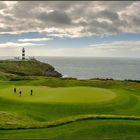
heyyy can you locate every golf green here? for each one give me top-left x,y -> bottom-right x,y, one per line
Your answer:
0,86 -> 116,103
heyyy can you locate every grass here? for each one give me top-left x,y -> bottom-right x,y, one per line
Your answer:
0,78 -> 140,139
0,60 -> 54,76
0,120 -> 140,139
0,86 -> 116,103
1,112 -> 140,130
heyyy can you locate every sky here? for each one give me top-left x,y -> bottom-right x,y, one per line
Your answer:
0,1 -> 140,57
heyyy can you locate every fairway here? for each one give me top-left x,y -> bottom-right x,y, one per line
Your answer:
0,79 -> 140,139
0,86 -> 116,103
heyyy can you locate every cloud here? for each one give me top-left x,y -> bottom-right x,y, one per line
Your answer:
38,10 -> 72,25
88,40 -> 140,57
0,1 -> 139,37
18,37 -> 53,42
0,42 -> 41,48
0,41 -> 40,56
24,40 -> 140,57
0,2 -> 7,9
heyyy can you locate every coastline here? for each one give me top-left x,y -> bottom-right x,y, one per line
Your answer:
0,56 -> 140,81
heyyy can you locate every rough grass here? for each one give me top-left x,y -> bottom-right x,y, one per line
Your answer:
1,120 -> 140,139
0,60 -> 54,76
0,111 -> 39,129
1,111 -> 140,130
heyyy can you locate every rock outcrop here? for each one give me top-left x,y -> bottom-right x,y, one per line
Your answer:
45,70 -> 62,77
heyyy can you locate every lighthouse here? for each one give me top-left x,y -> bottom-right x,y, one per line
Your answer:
22,48 -> 25,60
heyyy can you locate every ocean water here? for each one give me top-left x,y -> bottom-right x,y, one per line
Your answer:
36,57 -> 140,80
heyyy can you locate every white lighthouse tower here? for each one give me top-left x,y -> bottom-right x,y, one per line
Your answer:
22,48 -> 25,60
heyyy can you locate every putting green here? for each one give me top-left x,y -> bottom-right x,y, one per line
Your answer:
0,86 -> 116,103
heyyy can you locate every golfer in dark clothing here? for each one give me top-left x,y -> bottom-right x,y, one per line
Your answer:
14,88 -> 16,93
19,91 -> 22,97
30,89 -> 33,96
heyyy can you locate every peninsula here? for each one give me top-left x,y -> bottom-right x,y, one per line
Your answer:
0,59 -> 62,78
0,48 -> 62,80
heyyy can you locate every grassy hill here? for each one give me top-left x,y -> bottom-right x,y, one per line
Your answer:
0,60 -> 62,78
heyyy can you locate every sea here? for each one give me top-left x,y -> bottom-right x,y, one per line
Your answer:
36,57 -> 140,80
1,56 -> 140,80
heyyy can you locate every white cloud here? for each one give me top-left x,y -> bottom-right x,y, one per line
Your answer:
0,41 -> 44,56
18,37 -> 53,42
0,42 -> 41,48
0,1 -> 139,37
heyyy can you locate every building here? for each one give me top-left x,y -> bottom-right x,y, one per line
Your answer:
22,48 -> 25,60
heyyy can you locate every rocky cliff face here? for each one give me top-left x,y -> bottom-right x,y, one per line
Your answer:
0,59 -> 62,78
44,70 -> 62,77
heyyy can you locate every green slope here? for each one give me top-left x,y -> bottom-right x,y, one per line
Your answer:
0,79 -> 140,139
0,60 -> 62,78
